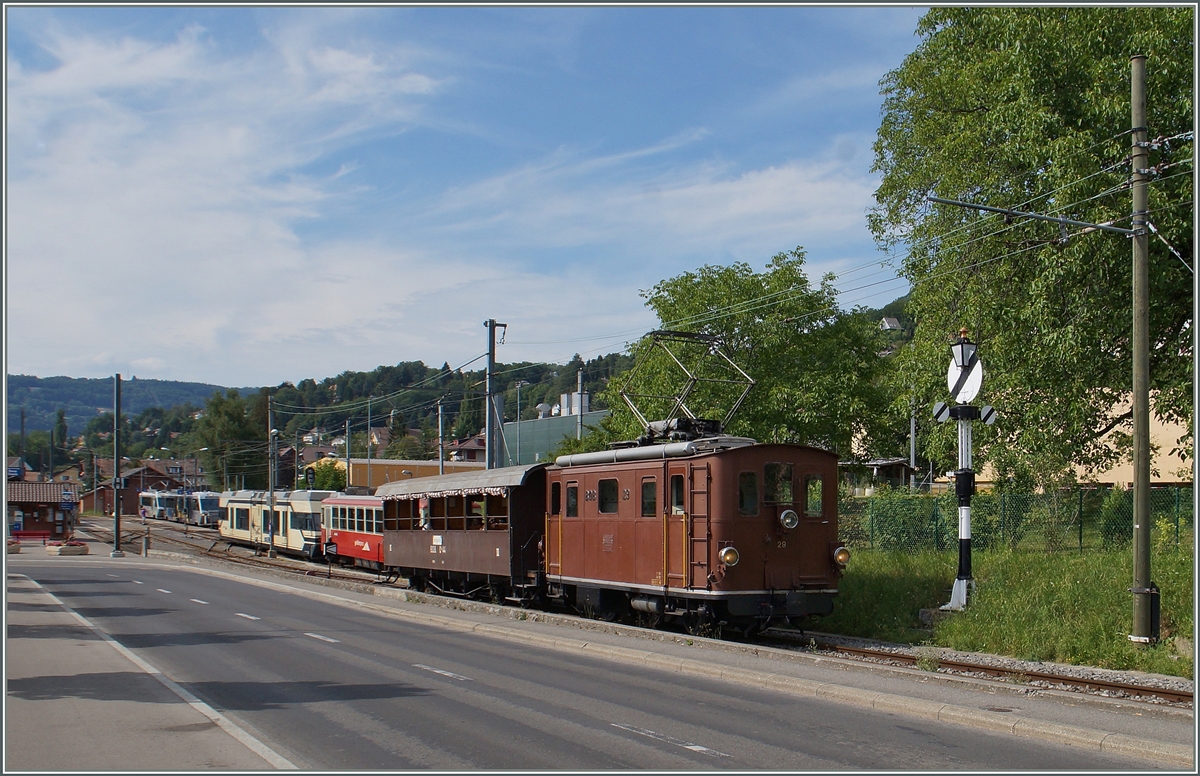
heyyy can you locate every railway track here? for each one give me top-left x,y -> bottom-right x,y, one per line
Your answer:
77,520 -> 385,586
760,629 -> 1194,707
69,518 -> 1193,708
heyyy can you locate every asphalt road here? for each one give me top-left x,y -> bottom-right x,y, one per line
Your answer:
12,561 -> 1168,770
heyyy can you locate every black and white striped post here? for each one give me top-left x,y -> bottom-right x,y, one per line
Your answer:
934,329 -> 995,611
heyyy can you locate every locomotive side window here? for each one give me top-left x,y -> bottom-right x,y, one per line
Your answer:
551,481 -> 562,515
764,463 -> 794,503
598,479 -> 619,514
738,472 -> 758,515
804,475 -> 823,517
566,483 -> 579,517
670,475 -> 685,515
641,478 -> 657,517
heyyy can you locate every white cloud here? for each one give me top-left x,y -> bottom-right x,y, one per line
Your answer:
6,15 -> 895,388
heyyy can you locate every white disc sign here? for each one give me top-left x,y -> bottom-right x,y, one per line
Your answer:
947,356 -> 983,403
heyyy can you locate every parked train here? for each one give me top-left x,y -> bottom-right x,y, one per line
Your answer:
217,490 -> 335,558
213,433 -> 849,633
138,490 -> 223,527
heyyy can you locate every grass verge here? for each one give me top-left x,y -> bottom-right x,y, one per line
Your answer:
817,548 -> 1193,679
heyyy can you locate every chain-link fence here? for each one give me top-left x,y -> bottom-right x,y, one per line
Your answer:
839,486 -> 1194,553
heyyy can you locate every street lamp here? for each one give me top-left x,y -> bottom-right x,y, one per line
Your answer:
950,328 -> 977,369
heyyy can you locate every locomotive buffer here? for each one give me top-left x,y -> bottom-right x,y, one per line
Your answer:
933,329 -> 996,611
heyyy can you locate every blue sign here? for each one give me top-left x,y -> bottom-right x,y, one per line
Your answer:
60,502 -> 74,511
7,467 -> 21,479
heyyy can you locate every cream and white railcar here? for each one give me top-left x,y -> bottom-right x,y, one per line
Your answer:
218,490 -> 336,559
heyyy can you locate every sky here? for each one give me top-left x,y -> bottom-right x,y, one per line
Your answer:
6,5 -> 926,388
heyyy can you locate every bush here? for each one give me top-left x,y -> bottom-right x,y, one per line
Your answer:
1100,487 -> 1132,548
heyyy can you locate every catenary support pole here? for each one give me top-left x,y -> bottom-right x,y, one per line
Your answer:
111,374 -> 124,557
576,368 -> 583,440
367,396 -> 372,491
437,398 -> 444,476
1130,54 -> 1156,643
267,396 -> 276,558
484,319 -> 506,469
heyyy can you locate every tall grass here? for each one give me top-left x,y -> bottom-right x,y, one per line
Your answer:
818,548 -> 1193,679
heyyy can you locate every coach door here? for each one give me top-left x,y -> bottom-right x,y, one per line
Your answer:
665,464 -> 687,590
546,479 -> 562,579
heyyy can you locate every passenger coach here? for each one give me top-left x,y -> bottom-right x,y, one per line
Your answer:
218,490 -> 335,558
321,494 -> 385,570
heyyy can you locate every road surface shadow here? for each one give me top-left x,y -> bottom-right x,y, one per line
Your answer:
7,623 -> 104,641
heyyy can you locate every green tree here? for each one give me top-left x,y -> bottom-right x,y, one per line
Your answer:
601,248 -> 892,458
309,457 -> 346,491
191,390 -> 267,489
870,7 -> 1194,484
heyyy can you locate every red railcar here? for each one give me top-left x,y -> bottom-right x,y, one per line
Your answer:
322,494 -> 385,570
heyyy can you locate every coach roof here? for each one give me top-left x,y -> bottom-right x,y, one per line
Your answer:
375,462 -> 546,500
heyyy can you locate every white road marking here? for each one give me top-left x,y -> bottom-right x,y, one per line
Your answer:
610,723 -> 731,759
19,576 -> 296,769
106,574 -> 119,578
190,599 -> 209,605
304,632 -> 340,643
413,664 -> 472,681
235,613 -> 261,620
157,589 -> 172,594
132,580 -> 144,585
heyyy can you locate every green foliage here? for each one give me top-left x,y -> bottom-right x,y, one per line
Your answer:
871,7 -> 1194,485
190,390 -> 267,489
1100,487 -> 1132,548
602,248 -> 892,457
933,549 -> 1193,677
309,457 -> 346,491
821,547 -> 1193,677
384,433 -> 432,460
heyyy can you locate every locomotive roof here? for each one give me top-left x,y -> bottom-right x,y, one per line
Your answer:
375,462 -> 546,500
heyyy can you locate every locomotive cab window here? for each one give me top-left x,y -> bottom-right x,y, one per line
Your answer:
738,472 -> 758,515
670,475 -> 685,515
641,478 -> 657,517
804,475 -> 823,517
566,483 -> 579,517
598,479 -> 619,514
764,463 -> 794,503
551,482 -> 562,515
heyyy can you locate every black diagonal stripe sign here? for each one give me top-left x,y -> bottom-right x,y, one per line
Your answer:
950,352 -> 979,402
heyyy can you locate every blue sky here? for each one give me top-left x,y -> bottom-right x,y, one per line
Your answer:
6,6 -> 925,387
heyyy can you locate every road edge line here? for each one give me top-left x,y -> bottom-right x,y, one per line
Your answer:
16,574 -> 298,770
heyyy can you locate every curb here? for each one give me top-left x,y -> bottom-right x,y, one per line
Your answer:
35,548 -> 1196,768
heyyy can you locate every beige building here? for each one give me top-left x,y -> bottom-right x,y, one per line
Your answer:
346,458 -> 485,490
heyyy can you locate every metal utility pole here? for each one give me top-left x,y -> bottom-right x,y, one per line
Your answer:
1129,54 -> 1157,644
367,396 -> 372,491
111,374 -> 124,557
437,397 -> 445,475
19,408 -> 25,474
267,395 -> 276,558
484,319 -> 507,469
910,396 -> 917,491
344,418 -> 350,488
576,368 -> 583,440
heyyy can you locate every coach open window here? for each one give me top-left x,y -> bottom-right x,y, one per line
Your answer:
486,493 -> 508,530
566,482 -> 579,518
641,478 -> 657,517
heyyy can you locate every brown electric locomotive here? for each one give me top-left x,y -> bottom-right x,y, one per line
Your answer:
375,434 -> 849,634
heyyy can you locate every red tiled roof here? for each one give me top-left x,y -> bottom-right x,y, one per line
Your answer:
7,481 -> 78,503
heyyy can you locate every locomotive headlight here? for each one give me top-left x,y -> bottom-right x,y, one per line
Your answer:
719,546 -> 740,567
779,509 -> 799,530
833,546 -> 851,567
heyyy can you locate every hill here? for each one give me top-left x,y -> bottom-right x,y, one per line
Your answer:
6,375 -> 261,434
